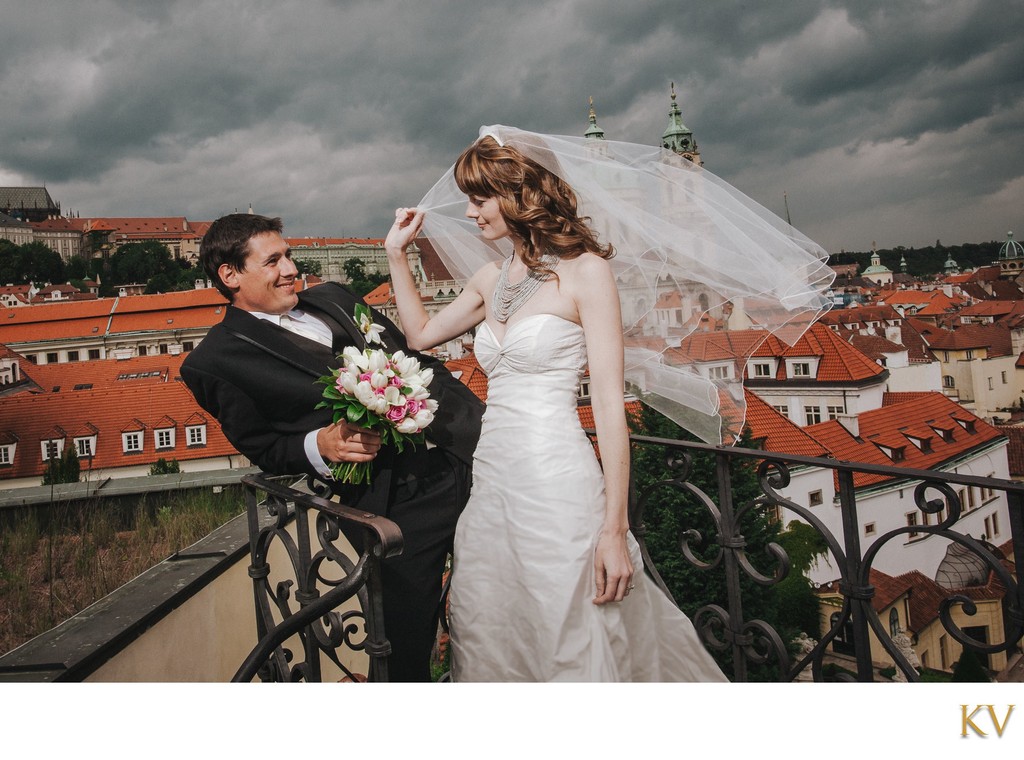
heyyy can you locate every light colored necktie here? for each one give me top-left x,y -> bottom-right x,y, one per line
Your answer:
280,312 -> 332,347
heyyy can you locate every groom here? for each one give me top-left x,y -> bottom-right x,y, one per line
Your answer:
181,213 -> 483,681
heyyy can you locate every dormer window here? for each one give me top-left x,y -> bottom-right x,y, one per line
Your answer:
792,362 -> 811,377
0,443 -> 15,466
155,427 -> 176,450
122,431 -> 143,454
41,438 -> 64,461
751,362 -> 772,378
953,417 -> 976,434
186,424 -> 207,447
707,364 -> 732,381
74,436 -> 97,458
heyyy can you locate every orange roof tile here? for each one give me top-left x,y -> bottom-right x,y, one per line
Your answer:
741,390 -> 829,457
0,379 -> 237,480
807,392 -> 1004,488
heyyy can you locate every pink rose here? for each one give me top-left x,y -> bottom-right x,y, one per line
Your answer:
386,403 -> 408,423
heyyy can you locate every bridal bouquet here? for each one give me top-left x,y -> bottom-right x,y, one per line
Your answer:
316,344 -> 437,484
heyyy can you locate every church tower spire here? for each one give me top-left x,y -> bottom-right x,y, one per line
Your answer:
584,96 -> 605,140
661,82 -> 702,166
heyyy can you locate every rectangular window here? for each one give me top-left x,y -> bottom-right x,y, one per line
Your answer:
88,349 -> 101,360
987,377 -> 994,391
792,362 -> 811,377
808,490 -> 823,507
804,406 -> 822,425
772,405 -> 788,416
709,365 -> 731,380
753,363 -> 771,377
0,445 -> 12,465
67,350 -> 79,362
186,425 -> 206,446
74,437 -> 94,457
1002,371 -> 1008,384
864,522 -> 876,536
155,428 -> 175,450
984,513 -> 1000,539
41,439 -> 64,461
122,431 -> 143,453
182,341 -> 194,351
826,405 -> 845,420
906,512 -> 919,538
46,352 -> 58,364
966,349 -> 974,359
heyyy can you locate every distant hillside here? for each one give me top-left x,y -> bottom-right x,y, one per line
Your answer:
829,240 -> 1003,277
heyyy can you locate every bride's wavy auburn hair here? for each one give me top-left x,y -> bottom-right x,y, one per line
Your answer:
454,136 -> 613,274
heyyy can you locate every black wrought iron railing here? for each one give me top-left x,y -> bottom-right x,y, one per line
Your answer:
235,437 -> 1023,683
232,474 -> 402,683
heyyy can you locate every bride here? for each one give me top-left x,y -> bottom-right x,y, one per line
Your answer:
383,131 -> 739,681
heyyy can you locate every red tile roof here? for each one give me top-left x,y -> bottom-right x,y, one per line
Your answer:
994,424 -> 1024,477
806,392 -> 1003,488
0,373 -> 237,480
922,323 -> 1013,356
741,390 -> 829,456
445,353 -> 489,402
0,289 -> 228,344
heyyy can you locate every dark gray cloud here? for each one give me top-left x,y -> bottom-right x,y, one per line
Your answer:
1,0 -> 1020,251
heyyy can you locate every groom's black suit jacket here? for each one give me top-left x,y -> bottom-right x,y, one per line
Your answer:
181,282 -> 482,515
181,282 -> 483,681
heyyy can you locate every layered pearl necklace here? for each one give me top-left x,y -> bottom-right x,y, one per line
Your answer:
491,252 -> 559,323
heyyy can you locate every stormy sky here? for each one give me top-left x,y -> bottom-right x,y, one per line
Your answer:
1,0 -> 1021,252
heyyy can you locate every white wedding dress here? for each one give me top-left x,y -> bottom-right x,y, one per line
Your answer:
449,313 -> 729,681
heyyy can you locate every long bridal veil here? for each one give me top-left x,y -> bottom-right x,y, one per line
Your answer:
417,125 -> 834,444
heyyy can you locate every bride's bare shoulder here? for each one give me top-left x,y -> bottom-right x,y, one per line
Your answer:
561,251 -> 613,281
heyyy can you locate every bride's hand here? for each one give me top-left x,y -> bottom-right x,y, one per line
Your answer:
593,530 -> 634,604
385,207 -> 425,259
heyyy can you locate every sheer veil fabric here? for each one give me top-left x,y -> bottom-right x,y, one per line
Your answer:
418,125 -> 835,443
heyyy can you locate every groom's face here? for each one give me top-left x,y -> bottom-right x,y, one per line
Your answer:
220,231 -> 299,315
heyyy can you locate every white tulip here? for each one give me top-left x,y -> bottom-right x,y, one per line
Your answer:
367,350 -> 389,373
342,345 -> 369,371
396,417 -> 421,434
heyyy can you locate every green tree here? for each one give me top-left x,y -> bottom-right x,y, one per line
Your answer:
295,258 -> 321,277
951,647 -> 991,682
105,241 -> 194,294
343,257 -> 388,296
775,520 -> 828,638
629,405 -> 831,678
149,458 -> 181,475
41,445 -> 80,486
0,240 -> 65,285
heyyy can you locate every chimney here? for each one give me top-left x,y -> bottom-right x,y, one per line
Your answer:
1012,327 -> 1024,357
836,413 -> 859,438
885,324 -> 902,345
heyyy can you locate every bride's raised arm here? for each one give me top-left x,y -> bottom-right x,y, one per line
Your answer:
384,207 -> 488,351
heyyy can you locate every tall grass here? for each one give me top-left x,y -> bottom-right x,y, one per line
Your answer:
0,486 -> 245,657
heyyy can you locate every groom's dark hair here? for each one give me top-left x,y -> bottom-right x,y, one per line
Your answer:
201,213 -> 284,301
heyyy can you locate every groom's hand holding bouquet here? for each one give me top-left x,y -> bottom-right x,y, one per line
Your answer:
315,304 -> 437,484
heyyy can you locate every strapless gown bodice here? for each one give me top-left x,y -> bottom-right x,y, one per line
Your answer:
449,313 -> 727,682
